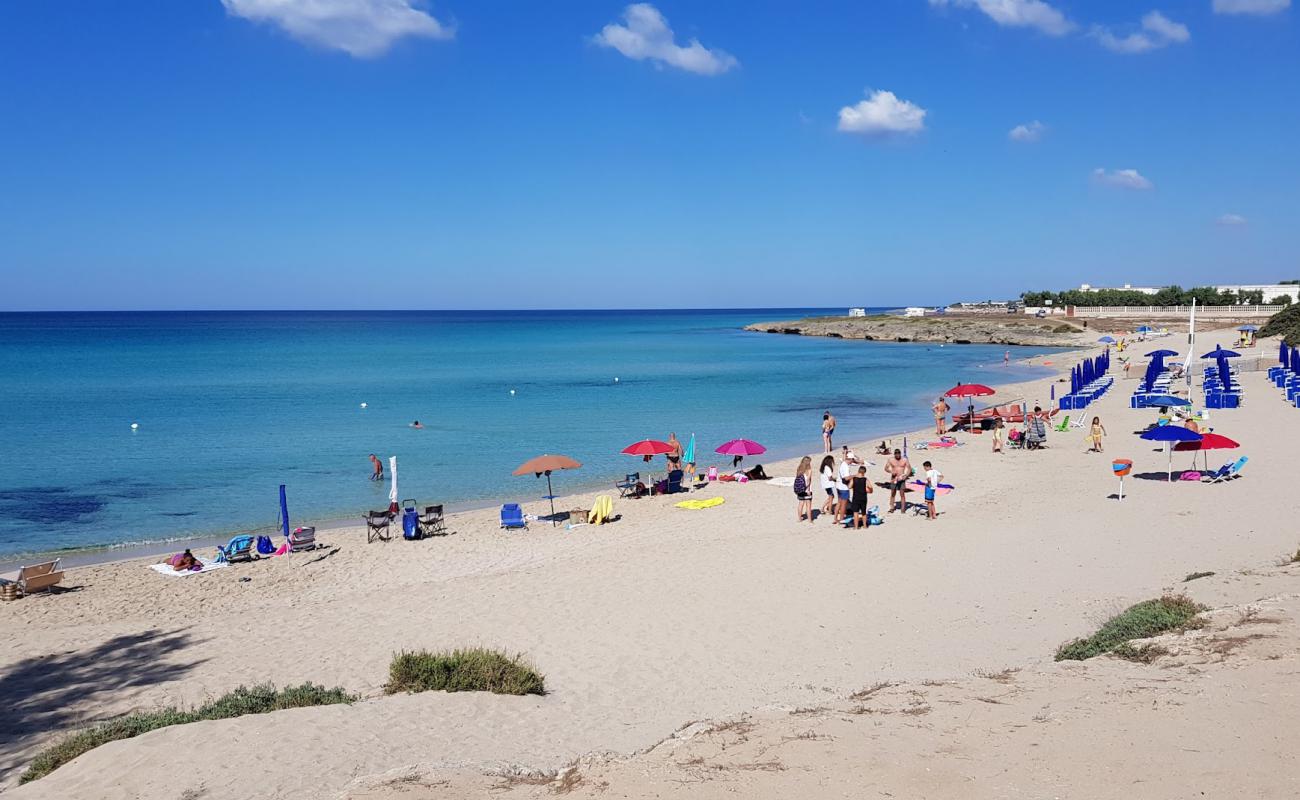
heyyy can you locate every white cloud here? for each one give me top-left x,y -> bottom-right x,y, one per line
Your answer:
1213,0 -> 1290,15
1216,213 -> 1248,226
1092,10 -> 1190,54
837,90 -> 928,136
928,0 -> 1074,36
593,4 -> 738,76
221,0 -> 453,57
1008,120 -> 1046,142
1092,168 -> 1154,190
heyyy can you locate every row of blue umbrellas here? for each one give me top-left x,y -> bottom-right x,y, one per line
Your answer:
1070,350 -> 1111,395
1281,340 -> 1300,373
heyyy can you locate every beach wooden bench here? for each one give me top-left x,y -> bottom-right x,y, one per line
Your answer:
17,559 -> 64,596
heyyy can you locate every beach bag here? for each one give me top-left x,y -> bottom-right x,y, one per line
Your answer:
402,507 -> 420,539
256,535 -> 275,555
793,474 -> 808,496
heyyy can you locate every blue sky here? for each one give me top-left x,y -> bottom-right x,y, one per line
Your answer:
1,0 -> 1297,310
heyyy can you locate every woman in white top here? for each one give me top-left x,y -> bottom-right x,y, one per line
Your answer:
819,455 -> 837,517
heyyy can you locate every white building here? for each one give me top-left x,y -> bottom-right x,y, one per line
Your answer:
902,307 -> 927,317
1078,283 -> 1160,295
1077,282 -> 1298,303
848,307 -> 866,317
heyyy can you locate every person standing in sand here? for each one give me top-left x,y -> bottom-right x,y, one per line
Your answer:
932,397 -> 949,436
822,411 -> 836,453
850,465 -> 872,529
793,456 -> 814,523
819,455 -> 837,518
836,448 -> 855,524
1087,416 -> 1107,453
885,448 -> 911,513
369,453 -> 384,481
922,460 -> 942,520
991,415 -> 1004,453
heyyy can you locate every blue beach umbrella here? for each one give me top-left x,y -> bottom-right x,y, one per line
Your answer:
1201,347 -> 1240,359
1050,383 -> 1055,401
1140,425 -> 1203,481
1237,324 -> 1259,332
1144,394 -> 1191,407
683,433 -> 696,467
1281,341 -> 1289,366
1291,347 -> 1299,373
1146,349 -> 1178,358
1136,325 -> 1156,334
1098,335 -> 1116,344
1217,357 -> 1231,388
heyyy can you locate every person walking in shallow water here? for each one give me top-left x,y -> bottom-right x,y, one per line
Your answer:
369,454 -> 384,481
822,411 -> 836,453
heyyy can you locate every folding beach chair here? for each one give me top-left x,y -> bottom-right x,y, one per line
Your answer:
218,534 -> 256,563
364,510 -> 393,543
16,560 -> 64,595
616,472 -> 640,498
288,526 -> 318,552
1053,415 -> 1070,433
667,469 -> 685,494
500,503 -> 527,530
1207,456 -> 1248,483
419,504 -> 447,537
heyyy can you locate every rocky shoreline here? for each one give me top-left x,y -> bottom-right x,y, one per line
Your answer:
744,314 -> 1094,347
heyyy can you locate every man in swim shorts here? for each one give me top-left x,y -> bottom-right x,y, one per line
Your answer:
369,453 -> 384,481
885,448 -> 911,514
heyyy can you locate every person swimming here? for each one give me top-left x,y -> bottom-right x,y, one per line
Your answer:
410,420 -> 423,429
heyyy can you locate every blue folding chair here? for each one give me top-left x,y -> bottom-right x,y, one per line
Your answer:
500,503 -> 528,530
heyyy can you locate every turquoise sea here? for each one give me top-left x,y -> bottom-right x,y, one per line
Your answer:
0,310 -> 1065,560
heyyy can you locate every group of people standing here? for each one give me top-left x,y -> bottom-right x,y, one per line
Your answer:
794,444 -> 942,525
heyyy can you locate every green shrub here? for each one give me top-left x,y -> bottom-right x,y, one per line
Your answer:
1111,642 -> 1168,663
1260,303 -> 1300,346
385,648 -> 545,696
1052,324 -> 1075,333
21,683 -> 354,784
1055,596 -> 1204,661
1183,571 -> 1216,582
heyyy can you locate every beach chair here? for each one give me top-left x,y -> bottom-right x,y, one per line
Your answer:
288,526 -> 318,552
217,534 -> 256,563
1208,456 -> 1248,483
707,466 -> 719,481
616,472 -> 639,498
364,510 -> 393,543
667,469 -> 685,494
419,504 -> 447,537
1053,414 -> 1070,433
16,559 -> 64,595
500,503 -> 527,530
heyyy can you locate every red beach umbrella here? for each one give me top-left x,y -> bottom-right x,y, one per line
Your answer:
622,440 -> 673,457
945,384 -> 995,431
1174,432 -> 1240,472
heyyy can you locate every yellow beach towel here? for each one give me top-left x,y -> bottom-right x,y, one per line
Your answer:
588,495 -> 613,524
675,497 -> 725,510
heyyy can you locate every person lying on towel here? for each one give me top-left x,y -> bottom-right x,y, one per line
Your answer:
167,549 -> 204,572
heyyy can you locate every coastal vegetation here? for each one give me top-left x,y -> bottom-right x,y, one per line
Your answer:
1260,303 -> 1300,346
21,683 -> 356,784
1022,284 -> 1297,308
385,648 -> 545,696
744,314 -> 1085,346
1055,596 -> 1205,662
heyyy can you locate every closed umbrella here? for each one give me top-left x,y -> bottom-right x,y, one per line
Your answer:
388,456 -> 399,515
1217,356 -> 1232,389
682,433 -> 696,469
1140,425 -> 1203,481
513,454 -> 582,526
1280,341 -> 1288,366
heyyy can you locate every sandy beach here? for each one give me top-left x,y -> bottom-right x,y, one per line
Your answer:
3,336 -> 1299,799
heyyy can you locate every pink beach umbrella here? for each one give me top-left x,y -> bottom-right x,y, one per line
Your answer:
715,438 -> 766,468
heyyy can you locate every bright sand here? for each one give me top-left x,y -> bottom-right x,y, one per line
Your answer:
3,337 -> 1299,799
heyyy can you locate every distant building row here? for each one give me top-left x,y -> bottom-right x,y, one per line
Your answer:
1076,283 -> 1300,303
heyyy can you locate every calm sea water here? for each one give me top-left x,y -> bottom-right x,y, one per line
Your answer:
0,310 -> 1065,559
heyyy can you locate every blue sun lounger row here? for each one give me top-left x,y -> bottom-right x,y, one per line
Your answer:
1060,376 -> 1114,411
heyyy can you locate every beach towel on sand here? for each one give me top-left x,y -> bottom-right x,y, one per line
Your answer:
675,497 -> 725,510
149,561 -> 229,577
